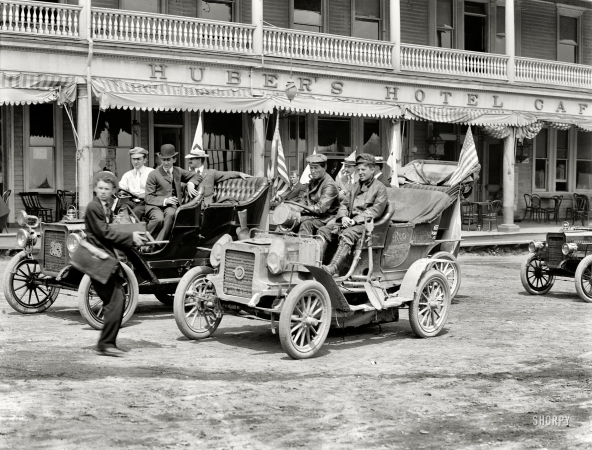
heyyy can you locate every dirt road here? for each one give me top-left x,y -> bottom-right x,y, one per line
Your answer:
1,254 -> 591,449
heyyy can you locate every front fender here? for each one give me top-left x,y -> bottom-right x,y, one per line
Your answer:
301,264 -> 351,313
398,258 -> 440,301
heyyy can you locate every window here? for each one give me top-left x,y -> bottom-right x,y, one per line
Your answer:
199,0 -> 235,22
576,131 -> 592,190
464,1 -> 487,53
534,129 -> 548,190
436,0 -> 454,48
362,120 -> 381,156
203,112 -> 243,172
556,130 -> 569,191
120,0 -> 159,13
353,0 -> 382,41
496,6 -> 505,54
293,0 -> 323,33
28,104 -> 56,191
318,118 -> 351,155
558,15 -> 579,63
92,108 -> 132,177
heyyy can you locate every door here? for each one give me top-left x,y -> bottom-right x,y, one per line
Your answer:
154,127 -> 182,167
486,143 -> 503,200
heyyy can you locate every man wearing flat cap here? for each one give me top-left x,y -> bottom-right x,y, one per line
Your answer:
317,154 -> 388,276
118,147 -> 154,219
144,144 -> 201,241
184,147 -> 250,206
293,153 -> 339,237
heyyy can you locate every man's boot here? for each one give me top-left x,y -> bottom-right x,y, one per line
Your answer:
323,243 -> 351,276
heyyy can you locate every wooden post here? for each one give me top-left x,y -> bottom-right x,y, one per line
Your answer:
506,0 -> 515,83
76,84 -> 93,215
252,0 -> 263,56
390,0 -> 401,72
252,115 -> 265,178
499,129 -> 520,232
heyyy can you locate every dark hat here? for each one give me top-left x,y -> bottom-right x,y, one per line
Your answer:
93,170 -> 119,189
306,153 -> 327,164
129,147 -> 148,156
356,154 -> 377,165
158,144 -> 178,158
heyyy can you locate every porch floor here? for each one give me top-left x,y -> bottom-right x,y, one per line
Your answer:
460,220 -> 568,247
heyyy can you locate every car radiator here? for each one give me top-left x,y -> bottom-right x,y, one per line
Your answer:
547,236 -> 565,267
223,250 -> 255,298
43,229 -> 67,273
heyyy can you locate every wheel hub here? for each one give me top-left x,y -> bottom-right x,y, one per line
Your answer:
428,300 -> 440,309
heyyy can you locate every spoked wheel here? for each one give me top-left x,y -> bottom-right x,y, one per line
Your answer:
521,254 -> 555,295
409,270 -> 451,338
575,255 -> 592,303
174,267 -> 221,340
2,251 -> 60,314
279,280 -> 331,360
154,293 -> 174,307
430,251 -> 461,299
77,263 -> 139,330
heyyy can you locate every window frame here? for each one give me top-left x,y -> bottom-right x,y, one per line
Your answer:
351,0 -> 385,41
556,5 -> 584,64
119,0 -> 163,14
575,130 -> 592,191
290,0 -> 328,34
196,0 -> 238,23
23,103 -> 63,194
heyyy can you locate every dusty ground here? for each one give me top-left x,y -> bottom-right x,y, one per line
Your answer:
0,254 -> 591,450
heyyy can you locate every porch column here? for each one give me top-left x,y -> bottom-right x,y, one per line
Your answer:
78,0 -> 89,39
390,0 -> 401,73
252,114 -> 269,230
252,0 -> 263,56
499,129 -> 519,232
76,84 -> 93,214
505,0 -> 515,83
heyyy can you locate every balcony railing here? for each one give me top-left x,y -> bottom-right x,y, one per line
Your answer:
0,0 -> 81,37
91,8 -> 254,54
401,44 -> 509,80
264,27 -> 393,68
516,56 -> 592,89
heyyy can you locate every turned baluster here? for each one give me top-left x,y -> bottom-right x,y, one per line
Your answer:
18,4 -> 25,32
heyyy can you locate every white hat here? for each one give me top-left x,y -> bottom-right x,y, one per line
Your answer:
185,148 -> 210,159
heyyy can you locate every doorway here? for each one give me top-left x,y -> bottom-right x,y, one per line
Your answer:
154,127 -> 182,167
464,2 -> 487,52
485,142 -> 503,200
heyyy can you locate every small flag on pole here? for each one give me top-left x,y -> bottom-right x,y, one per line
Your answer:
272,113 -> 290,197
448,126 -> 480,186
300,148 -> 316,185
387,122 -> 400,188
191,111 -> 204,152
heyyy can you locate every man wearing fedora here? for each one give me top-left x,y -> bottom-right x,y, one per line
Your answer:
335,152 -> 359,199
144,144 -> 201,241
373,156 -> 391,187
184,147 -> 250,206
118,147 -> 153,220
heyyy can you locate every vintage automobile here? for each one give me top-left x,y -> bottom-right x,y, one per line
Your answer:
173,161 -> 472,359
521,222 -> 592,303
3,177 -> 270,328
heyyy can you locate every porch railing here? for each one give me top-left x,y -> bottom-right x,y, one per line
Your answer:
0,0 -> 81,37
516,56 -> 592,89
91,8 -> 254,54
263,27 -> 393,68
401,44 -> 509,80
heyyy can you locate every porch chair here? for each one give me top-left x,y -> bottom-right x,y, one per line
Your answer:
531,194 -> 544,222
573,194 -> 590,227
523,194 -> 534,221
19,192 -> 53,222
2,190 -> 11,233
542,195 -> 563,224
565,193 -> 581,224
483,200 -> 502,232
56,190 -> 78,221
461,202 -> 477,231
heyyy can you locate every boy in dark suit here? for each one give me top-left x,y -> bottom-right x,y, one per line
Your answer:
86,171 -> 146,357
144,144 -> 201,241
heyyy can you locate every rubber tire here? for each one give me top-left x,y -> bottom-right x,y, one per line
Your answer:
77,262 -> 139,330
521,253 -> 555,295
173,266 -> 219,340
154,293 -> 174,306
279,280 -> 332,360
409,269 -> 451,338
575,255 -> 592,303
2,251 -> 60,314
430,251 -> 461,299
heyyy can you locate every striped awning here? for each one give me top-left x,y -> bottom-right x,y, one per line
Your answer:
534,114 -> 592,132
0,72 -> 80,105
91,77 -> 275,113
404,105 -> 538,126
272,94 -> 403,118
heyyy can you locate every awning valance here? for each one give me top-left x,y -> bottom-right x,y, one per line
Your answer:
404,105 -> 538,126
534,114 -> 592,132
1,72 -> 80,105
272,94 -> 402,118
91,78 -> 275,113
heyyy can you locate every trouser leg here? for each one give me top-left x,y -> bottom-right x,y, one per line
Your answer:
93,273 -> 125,351
145,207 -> 164,237
340,224 -> 365,247
155,207 -> 177,241
298,218 -> 325,236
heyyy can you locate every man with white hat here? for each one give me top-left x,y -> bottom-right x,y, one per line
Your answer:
118,147 -> 154,219
335,152 -> 359,199
184,147 -> 251,206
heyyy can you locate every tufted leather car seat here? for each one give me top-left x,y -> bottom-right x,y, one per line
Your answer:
211,177 -> 270,204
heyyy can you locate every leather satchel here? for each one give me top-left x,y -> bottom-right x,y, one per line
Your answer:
70,240 -> 119,285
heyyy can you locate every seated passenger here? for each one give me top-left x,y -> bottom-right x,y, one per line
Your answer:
294,153 -> 339,238
118,147 -> 153,220
318,154 -> 388,276
271,170 -> 306,207
144,144 -> 200,241
335,152 -> 358,200
184,148 -> 251,206
373,156 -> 391,187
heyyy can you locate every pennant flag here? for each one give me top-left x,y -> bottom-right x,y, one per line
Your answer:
272,113 -> 290,197
191,111 -> 203,151
387,121 -> 400,188
448,126 -> 480,186
300,148 -> 316,185
337,150 -> 357,178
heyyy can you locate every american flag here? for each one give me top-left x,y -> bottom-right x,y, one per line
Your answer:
272,112 -> 290,197
448,126 -> 480,186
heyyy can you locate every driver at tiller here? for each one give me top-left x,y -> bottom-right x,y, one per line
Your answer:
294,153 -> 339,239
317,154 -> 388,276
118,147 -> 153,220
